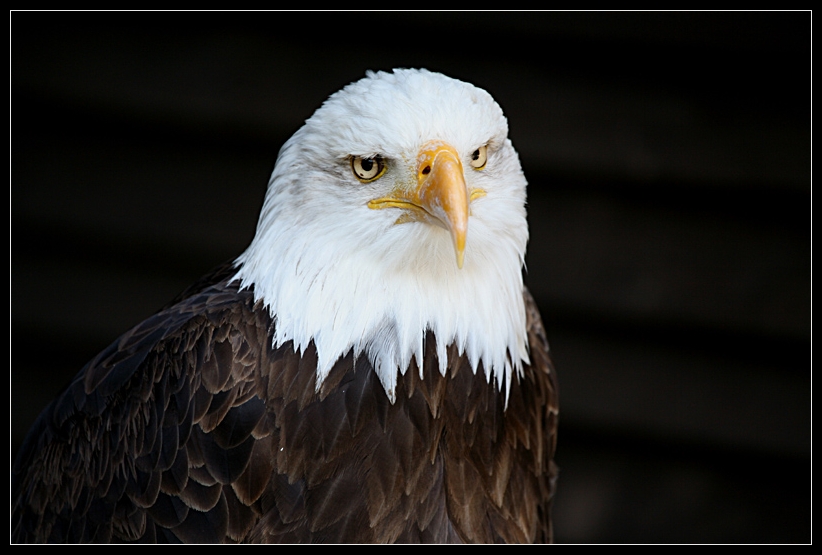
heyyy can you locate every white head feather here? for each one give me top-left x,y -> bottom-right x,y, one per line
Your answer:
233,69 -> 530,402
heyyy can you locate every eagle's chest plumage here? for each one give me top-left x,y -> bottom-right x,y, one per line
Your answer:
252,315 -> 555,544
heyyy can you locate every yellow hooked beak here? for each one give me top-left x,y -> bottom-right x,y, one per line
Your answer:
367,142 -> 484,269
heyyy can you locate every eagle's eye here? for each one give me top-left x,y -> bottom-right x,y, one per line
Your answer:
351,155 -> 386,182
470,145 -> 488,170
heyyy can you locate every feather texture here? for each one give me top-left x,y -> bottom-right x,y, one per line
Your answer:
12,275 -> 557,543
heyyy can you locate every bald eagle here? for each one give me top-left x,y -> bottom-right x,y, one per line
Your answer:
12,69 -> 558,543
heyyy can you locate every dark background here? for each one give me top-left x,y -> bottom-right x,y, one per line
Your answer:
11,11 -> 810,543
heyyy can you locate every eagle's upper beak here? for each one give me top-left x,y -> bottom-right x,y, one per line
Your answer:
368,142 -> 483,269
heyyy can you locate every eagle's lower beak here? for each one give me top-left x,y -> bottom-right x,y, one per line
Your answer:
368,142 -> 471,269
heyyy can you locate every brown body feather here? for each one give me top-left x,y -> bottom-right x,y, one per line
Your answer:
11,267 -> 558,543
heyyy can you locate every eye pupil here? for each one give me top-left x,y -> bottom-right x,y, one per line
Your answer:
472,150 -> 480,160
361,158 -> 374,171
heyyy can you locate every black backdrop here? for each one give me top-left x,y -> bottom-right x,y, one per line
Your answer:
11,11 -> 810,543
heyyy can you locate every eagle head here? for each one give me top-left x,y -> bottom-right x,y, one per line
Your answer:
233,69 -> 530,402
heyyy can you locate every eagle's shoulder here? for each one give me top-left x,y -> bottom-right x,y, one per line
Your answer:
521,286 -> 559,542
11,274 -> 274,543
